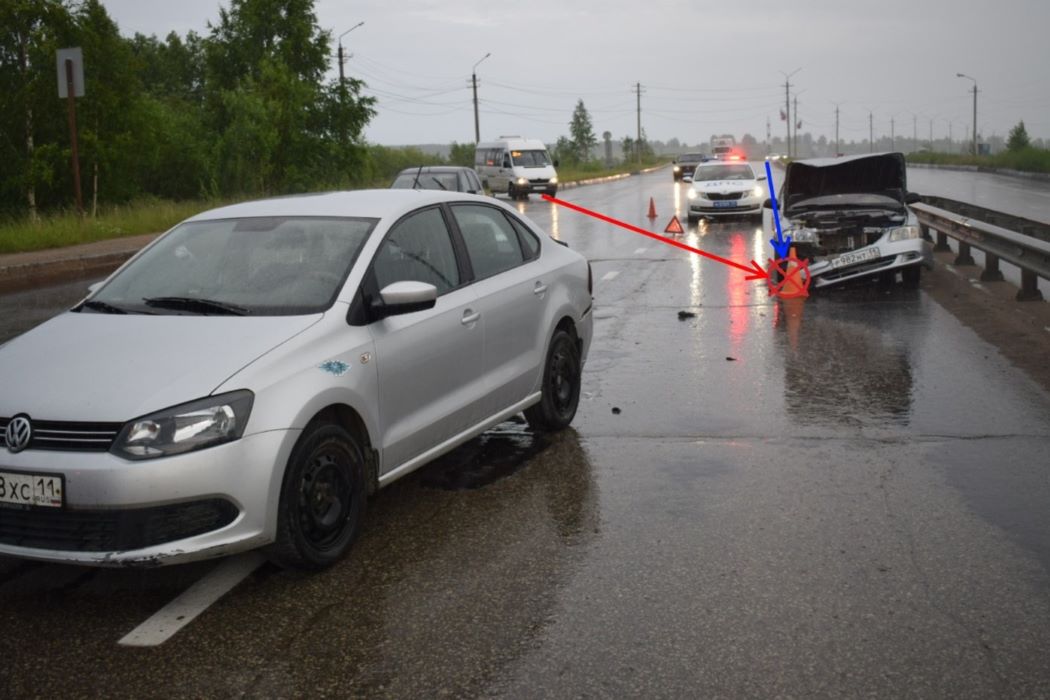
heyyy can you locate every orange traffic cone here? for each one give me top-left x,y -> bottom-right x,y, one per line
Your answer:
647,197 -> 657,219
779,247 -> 809,298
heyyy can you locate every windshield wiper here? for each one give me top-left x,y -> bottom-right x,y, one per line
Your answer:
143,296 -> 250,316
429,176 -> 448,190
77,299 -> 129,314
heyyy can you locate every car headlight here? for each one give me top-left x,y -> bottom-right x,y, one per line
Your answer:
517,177 -> 528,185
687,189 -> 698,200
674,166 -> 681,172
549,176 -> 558,184
790,228 -> 817,244
111,390 -> 254,460
752,185 -> 764,197
887,225 -> 920,242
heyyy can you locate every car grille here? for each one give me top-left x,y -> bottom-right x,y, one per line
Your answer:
0,417 -> 122,452
707,191 -> 746,201
0,499 -> 239,552
528,178 -> 550,184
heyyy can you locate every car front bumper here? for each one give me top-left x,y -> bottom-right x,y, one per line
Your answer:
0,429 -> 296,566
689,194 -> 763,217
805,237 -> 934,288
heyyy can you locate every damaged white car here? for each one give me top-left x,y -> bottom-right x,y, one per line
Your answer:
764,152 -> 933,288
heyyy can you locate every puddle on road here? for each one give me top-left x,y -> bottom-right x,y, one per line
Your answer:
419,417 -> 553,491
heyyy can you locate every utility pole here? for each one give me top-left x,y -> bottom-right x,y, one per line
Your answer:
336,22 -> 364,145
781,68 -> 800,158
766,116 -> 771,156
957,73 -> 978,155
337,22 -> 364,88
835,104 -> 840,155
869,111 -> 874,152
635,82 -> 644,163
472,53 -> 490,143
793,95 -> 799,157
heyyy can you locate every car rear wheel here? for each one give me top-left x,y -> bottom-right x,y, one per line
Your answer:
525,329 -> 581,431
270,423 -> 367,570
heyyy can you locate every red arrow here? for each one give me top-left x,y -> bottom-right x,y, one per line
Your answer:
542,194 -> 771,283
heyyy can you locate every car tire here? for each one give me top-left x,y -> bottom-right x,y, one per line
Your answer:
901,265 -> 921,289
525,329 -> 582,432
686,213 -> 698,224
507,183 -> 516,199
269,423 -> 367,571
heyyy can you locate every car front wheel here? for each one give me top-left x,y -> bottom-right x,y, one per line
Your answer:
525,329 -> 581,431
270,423 -> 367,570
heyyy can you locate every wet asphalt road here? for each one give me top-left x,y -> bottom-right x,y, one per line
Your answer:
2,170 -> 1050,698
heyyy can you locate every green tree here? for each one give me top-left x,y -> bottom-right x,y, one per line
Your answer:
447,142 -> 475,167
568,99 -> 596,163
1007,120 -> 1030,152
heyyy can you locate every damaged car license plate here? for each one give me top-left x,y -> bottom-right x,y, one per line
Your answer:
830,247 -> 880,269
0,470 -> 64,508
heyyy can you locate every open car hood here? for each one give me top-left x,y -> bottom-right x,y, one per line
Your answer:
782,152 -> 907,214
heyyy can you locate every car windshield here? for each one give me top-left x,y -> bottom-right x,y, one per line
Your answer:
87,216 -> 375,315
392,172 -> 459,191
694,164 -> 754,181
511,150 -> 551,167
679,154 -> 704,163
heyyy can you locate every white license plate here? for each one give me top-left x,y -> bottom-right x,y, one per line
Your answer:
830,247 -> 880,269
713,200 -> 737,208
0,470 -> 64,508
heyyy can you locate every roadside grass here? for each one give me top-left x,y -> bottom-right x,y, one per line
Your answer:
0,159 -> 669,256
907,147 -> 1050,174
0,198 -> 230,256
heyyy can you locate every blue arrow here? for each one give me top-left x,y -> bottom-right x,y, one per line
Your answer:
765,161 -> 791,259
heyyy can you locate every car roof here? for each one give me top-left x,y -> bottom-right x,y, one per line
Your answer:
395,166 -> 475,175
185,189 -> 492,222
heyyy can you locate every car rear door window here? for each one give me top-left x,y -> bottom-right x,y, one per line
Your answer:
505,214 -> 540,260
374,207 -> 460,294
451,205 -> 526,280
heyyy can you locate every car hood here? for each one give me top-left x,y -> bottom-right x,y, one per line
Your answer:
0,312 -> 322,422
692,179 -> 757,192
782,152 -> 907,215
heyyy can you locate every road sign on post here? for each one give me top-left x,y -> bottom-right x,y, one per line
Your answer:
56,48 -> 84,215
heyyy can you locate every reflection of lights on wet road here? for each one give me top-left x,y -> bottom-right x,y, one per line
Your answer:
515,201 -> 527,216
686,228 -> 702,308
727,233 -> 750,348
673,182 -> 681,217
549,199 -> 560,240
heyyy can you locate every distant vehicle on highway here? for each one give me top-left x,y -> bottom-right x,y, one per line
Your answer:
686,160 -> 765,222
475,137 -> 558,200
710,135 -> 736,160
672,153 -> 708,181
764,152 -> 933,288
0,190 -> 593,570
390,166 -> 484,194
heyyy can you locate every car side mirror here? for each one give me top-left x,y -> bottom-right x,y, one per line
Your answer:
763,199 -> 773,209
905,191 -> 921,204
371,281 -> 437,321
553,159 -> 560,168
757,175 -> 767,182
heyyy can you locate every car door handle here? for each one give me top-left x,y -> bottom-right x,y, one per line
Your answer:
461,309 -> 480,325
533,282 -> 548,295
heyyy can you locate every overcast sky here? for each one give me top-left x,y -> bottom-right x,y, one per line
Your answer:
103,0 -> 1050,147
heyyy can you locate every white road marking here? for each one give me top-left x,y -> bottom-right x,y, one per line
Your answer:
634,247 -> 648,255
118,552 -> 265,647
601,270 -> 620,282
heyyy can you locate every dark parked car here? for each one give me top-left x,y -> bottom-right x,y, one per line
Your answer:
672,153 -> 708,181
391,166 -> 485,194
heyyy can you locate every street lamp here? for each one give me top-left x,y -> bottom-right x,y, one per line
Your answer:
956,73 -> 978,156
472,53 -> 491,143
337,22 -> 364,86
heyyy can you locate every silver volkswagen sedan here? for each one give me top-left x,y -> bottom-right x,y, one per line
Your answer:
0,190 -> 593,569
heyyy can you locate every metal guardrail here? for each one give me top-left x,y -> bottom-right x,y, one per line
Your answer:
912,196 -> 1050,301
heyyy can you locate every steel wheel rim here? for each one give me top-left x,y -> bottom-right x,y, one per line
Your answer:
297,449 -> 353,549
549,345 -> 576,415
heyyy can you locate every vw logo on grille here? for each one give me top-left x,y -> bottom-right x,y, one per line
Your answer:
5,415 -> 32,453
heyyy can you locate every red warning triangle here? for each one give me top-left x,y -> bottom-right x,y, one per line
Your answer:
663,215 -> 684,234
